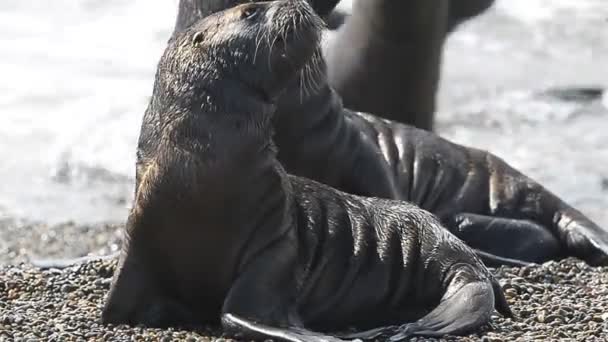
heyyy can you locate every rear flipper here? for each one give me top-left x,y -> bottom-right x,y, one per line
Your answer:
341,264 -> 512,341
449,213 -> 561,265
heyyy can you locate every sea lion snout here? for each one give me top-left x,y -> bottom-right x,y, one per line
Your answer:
265,0 -> 324,59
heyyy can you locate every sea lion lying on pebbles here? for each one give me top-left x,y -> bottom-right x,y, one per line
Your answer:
166,1 -> 608,268
101,1 -> 511,340
32,0 -> 608,271
272,52 -> 608,267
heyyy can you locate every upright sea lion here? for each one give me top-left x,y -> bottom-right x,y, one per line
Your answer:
324,0 -> 448,130
102,1 -> 511,340
174,0 -> 496,129
326,0 -> 496,129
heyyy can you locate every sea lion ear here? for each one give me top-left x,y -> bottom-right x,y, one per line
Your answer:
192,32 -> 205,46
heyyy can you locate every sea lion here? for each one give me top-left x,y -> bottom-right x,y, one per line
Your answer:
275,57 -> 608,267
31,0 -> 607,271
324,0 -> 448,130
173,0 -> 341,34
101,1 -> 511,340
268,45 -> 608,266
174,0 -> 496,130
324,0 -> 495,129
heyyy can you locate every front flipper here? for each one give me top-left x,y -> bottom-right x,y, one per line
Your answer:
221,232 -> 355,342
448,213 -> 561,265
222,314 -> 353,342
101,248 -> 196,327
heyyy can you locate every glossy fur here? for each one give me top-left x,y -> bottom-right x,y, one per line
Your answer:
102,2 -> 511,340
174,0 -> 496,129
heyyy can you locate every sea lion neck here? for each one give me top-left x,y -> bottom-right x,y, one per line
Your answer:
274,48 -> 333,128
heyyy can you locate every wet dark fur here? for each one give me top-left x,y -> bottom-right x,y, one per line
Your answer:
272,53 -> 608,267
174,0 -> 496,130
31,0 -> 607,271
167,0 -> 608,268
102,1 -> 511,340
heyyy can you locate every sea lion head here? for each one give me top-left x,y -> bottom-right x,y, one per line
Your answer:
174,0 -> 339,33
161,0 -> 325,107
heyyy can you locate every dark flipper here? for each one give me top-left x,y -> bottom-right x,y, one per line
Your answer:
220,235 -> 357,342
222,314 -> 353,342
490,277 -> 513,320
484,155 -> 608,266
449,213 -> 561,265
30,251 -> 120,270
343,281 -> 497,340
551,207 -> 608,266
100,248 -> 193,327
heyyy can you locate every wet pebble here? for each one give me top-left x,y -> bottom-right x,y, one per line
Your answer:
1,241 -> 607,341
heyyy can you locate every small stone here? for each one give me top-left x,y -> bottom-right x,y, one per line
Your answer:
61,284 -> 77,293
537,310 -> 547,323
13,314 -> 24,324
505,288 -> 518,297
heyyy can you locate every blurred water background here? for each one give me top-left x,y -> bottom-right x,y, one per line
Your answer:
0,0 -> 606,226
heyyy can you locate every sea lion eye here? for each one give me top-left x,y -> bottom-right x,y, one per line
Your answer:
192,32 -> 205,46
241,6 -> 259,20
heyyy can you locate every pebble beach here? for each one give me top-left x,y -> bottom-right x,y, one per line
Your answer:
2,246 -> 608,340
1,0 -> 608,341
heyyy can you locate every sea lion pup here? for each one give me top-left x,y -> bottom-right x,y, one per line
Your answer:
173,0 -> 341,34
174,0 -> 496,130
173,0 -> 404,201
271,51 -> 608,265
166,0 -> 608,267
277,57 -> 608,267
102,1 -> 511,340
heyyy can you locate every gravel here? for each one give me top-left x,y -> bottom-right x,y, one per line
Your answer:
1,218 -> 607,342
0,218 -> 122,266
0,259 -> 219,341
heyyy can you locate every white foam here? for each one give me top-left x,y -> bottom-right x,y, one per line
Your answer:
495,0 -> 602,23
0,0 -> 605,223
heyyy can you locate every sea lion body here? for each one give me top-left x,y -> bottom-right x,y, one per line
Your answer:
272,56 -> 608,266
282,180 -> 508,334
102,2 -> 511,340
33,0 -> 608,271
165,0 -> 606,267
